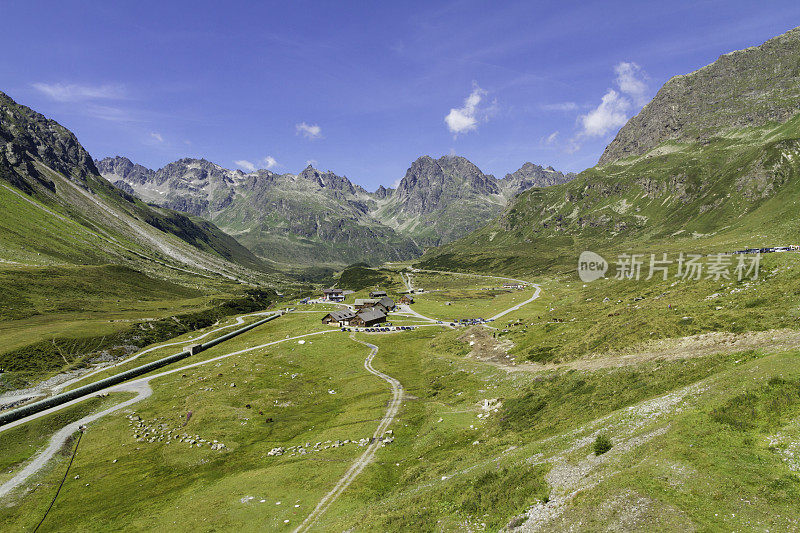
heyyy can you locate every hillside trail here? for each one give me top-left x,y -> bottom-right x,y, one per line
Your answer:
463,326 -> 800,374
292,336 -> 404,533
0,269 -> 543,510
294,275 -> 542,530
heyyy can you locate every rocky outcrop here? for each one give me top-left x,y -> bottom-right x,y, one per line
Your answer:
600,26 -> 800,165
500,162 -> 575,195
373,185 -> 393,199
95,156 -> 155,185
1,90 -> 98,193
392,155 -> 499,216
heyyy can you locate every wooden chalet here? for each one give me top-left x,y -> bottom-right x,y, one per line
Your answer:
354,298 -> 381,310
377,296 -> 396,311
350,308 -> 387,327
398,295 -> 414,305
369,290 -> 388,298
321,309 -> 356,326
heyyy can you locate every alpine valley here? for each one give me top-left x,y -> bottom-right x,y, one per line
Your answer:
4,15 -> 800,533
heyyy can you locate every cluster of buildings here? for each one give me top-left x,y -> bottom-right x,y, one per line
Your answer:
320,289 -> 413,327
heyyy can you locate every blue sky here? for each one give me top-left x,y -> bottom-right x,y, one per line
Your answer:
2,1 -> 799,190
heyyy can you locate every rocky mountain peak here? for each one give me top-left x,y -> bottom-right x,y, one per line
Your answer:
1,90 -> 99,191
501,162 -> 574,194
95,156 -> 155,185
599,26 -> 800,165
373,184 -> 393,199
297,165 -> 358,194
396,155 -> 499,199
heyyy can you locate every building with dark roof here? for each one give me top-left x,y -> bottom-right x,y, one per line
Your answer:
321,309 -> 356,325
322,289 -> 344,302
377,296 -> 395,311
350,308 -> 387,327
354,298 -> 381,310
369,290 -> 388,298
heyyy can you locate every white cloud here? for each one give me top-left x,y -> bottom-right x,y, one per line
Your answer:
234,160 -> 256,172
578,89 -> 630,137
235,156 -> 278,172
305,159 -> 318,167
544,131 -> 559,145
575,62 -> 649,141
150,132 -> 164,143
32,82 -> 126,102
615,62 -> 648,106
541,102 -> 578,112
444,83 -> 494,136
32,82 -> 140,124
83,104 -> 140,123
296,122 -> 322,140
391,177 -> 402,188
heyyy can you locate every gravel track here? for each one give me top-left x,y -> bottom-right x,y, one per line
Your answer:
293,335 -> 404,533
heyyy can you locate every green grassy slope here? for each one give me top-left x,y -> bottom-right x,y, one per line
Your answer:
0,90 -> 274,279
0,90 -> 293,391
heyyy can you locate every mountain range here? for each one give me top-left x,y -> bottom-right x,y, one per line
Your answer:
97,154 -> 574,265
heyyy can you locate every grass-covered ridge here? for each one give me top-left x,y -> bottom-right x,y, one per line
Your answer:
419,116 -> 800,275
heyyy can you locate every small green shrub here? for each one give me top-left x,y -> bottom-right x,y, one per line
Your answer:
594,433 -> 612,455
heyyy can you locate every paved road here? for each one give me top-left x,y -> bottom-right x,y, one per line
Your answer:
49,311 -> 277,396
490,284 -> 542,321
394,303 -> 438,323
0,311 -> 277,409
293,335 -> 404,533
412,267 -> 532,286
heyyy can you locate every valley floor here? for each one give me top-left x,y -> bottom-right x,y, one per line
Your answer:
1,266 -> 800,531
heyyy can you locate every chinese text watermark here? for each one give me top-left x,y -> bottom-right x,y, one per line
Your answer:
578,251 -> 760,282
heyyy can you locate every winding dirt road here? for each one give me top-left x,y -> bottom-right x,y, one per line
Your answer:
293,336 -> 404,532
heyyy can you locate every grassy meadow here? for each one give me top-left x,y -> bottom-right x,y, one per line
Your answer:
2,266 -> 800,531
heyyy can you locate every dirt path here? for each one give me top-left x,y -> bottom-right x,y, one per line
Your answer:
0,269 -> 544,507
402,272 -> 414,292
465,326 -> 800,375
0,382 -> 151,499
293,335 -> 404,533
